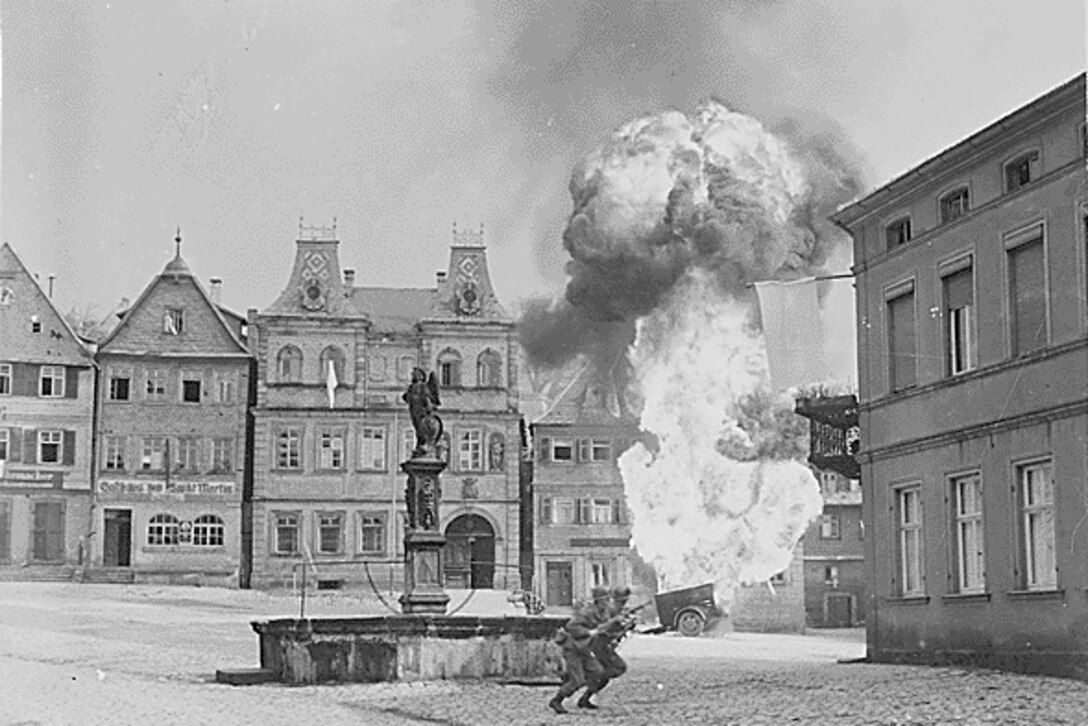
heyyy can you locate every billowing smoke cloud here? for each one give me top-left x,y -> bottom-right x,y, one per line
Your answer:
524,99 -> 860,608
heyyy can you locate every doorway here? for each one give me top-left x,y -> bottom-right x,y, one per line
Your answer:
103,509 -> 132,567
545,561 -> 573,607
444,514 -> 495,589
826,593 -> 853,627
31,501 -> 65,562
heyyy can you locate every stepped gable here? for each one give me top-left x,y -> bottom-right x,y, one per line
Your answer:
263,220 -> 364,318
534,360 -> 633,427
430,223 -> 510,321
0,243 -> 92,364
97,233 -> 248,356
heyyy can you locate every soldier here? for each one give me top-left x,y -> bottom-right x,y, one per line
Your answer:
548,586 -> 610,715
580,585 -> 632,708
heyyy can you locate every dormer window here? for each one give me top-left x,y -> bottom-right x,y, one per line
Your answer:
884,217 -> 912,249
939,187 -> 970,224
163,308 -> 184,335
1004,150 -> 1039,193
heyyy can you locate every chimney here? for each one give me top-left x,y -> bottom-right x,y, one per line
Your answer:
436,271 -> 448,287
209,277 -> 223,305
343,268 -> 355,289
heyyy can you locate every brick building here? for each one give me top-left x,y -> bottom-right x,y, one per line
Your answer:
802,469 -> 864,627
730,545 -> 807,633
247,222 -> 522,591
90,236 -> 252,585
0,243 -> 96,578
832,74 -> 1087,676
530,365 -> 637,610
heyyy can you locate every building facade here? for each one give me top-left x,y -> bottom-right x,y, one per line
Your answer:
0,243 -> 96,578
530,366 -> 637,610
802,469 -> 864,628
248,223 -> 522,591
91,239 -> 252,585
833,74 -> 1087,675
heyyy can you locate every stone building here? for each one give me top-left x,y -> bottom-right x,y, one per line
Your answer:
247,222 -> 521,591
530,365 -> 637,610
832,74 -> 1087,676
0,243 -> 96,578
90,235 -> 252,585
802,469 -> 864,628
730,545 -> 806,634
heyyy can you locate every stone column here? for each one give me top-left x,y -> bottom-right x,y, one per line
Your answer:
399,454 -> 450,614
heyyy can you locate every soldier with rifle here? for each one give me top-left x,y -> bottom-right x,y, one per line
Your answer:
578,585 -> 648,709
548,586 -> 610,714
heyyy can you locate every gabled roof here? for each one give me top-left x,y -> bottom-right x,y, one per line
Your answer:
534,359 -> 636,427
97,251 -> 249,356
0,242 -> 92,364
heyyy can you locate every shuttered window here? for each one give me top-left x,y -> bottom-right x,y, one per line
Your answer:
1008,236 -> 1047,356
887,291 -> 917,391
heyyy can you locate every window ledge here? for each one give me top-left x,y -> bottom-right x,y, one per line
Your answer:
941,592 -> 992,604
1006,588 -> 1064,601
883,595 -> 930,606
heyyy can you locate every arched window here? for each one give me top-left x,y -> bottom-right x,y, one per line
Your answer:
277,345 -> 303,383
476,349 -> 503,388
437,348 -> 462,388
319,346 -> 345,384
193,514 -> 225,547
939,186 -> 970,224
147,513 -> 179,546
884,217 -> 912,249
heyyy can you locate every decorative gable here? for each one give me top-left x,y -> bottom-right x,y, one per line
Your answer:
264,221 -> 362,317
432,224 -> 510,320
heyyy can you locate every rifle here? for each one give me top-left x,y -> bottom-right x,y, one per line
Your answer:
603,601 -> 651,643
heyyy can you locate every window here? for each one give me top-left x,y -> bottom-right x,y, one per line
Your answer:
1007,230 -> 1047,357
147,513 -> 179,545
175,437 -> 200,472
458,429 -> 482,471
359,512 -> 386,554
590,498 -> 613,524
1017,460 -> 1056,590
193,514 -> 224,546
163,308 -> 184,335
317,512 -> 344,555
181,372 -> 202,403
145,369 -> 166,400
273,513 -> 300,555
316,429 -> 344,470
951,473 -> 985,594
319,346 -> 345,383
591,439 -> 611,462
108,372 -> 130,401
942,263 -> 975,375
0,429 -> 8,461
38,430 -> 62,464
886,289 -> 916,391
819,471 -> 837,495
368,354 -> 387,381
885,217 -> 912,248
216,373 -> 236,404
895,486 -> 924,596
819,513 -> 841,539
401,427 -> 417,463
437,349 -> 462,387
540,497 -> 554,525
939,187 -> 970,224
276,427 -> 303,469
476,349 -> 503,387
277,346 -> 303,383
0,364 -> 10,395
590,561 -> 611,588
31,317 -> 42,333
211,437 -> 233,473
551,438 -> 574,463
1004,150 -> 1039,193
140,437 -> 166,471
824,565 -> 839,586
359,427 -> 387,471
769,571 -> 787,585
398,355 -> 416,381
104,436 -> 126,471
39,366 -> 65,397
549,497 -> 575,525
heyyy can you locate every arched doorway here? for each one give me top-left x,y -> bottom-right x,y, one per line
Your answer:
444,514 -> 495,589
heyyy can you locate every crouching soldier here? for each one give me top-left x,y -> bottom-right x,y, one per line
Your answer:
548,586 -> 610,714
579,585 -> 632,707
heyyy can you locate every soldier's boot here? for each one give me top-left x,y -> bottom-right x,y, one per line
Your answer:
576,692 -> 599,710
548,695 -> 568,714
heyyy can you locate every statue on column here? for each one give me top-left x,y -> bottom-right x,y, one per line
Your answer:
403,367 -> 443,459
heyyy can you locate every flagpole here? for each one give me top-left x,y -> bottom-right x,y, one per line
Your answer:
746,273 -> 853,289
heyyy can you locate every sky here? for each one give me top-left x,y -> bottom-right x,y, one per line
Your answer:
3,0 -> 1085,333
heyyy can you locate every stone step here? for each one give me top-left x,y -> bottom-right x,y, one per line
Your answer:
215,668 -> 277,686
80,567 -> 136,584
0,566 -> 78,582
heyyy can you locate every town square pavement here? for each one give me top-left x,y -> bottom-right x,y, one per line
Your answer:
0,583 -> 1085,725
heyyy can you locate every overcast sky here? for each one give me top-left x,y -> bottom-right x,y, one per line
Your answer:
3,1 -> 1085,320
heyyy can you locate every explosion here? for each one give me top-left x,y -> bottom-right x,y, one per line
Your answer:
523,99 -> 859,608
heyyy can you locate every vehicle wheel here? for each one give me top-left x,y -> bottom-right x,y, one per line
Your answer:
676,609 -> 705,637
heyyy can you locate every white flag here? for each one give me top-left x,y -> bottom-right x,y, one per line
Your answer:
754,278 -> 830,392
326,359 -> 338,409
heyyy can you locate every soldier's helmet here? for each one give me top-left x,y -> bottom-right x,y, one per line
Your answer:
611,585 -> 632,601
591,586 -> 610,602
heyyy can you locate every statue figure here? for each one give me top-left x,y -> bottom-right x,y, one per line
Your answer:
403,367 -> 443,458
488,433 -> 505,472
419,477 -> 437,530
437,431 -> 451,464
